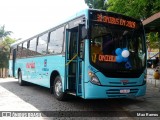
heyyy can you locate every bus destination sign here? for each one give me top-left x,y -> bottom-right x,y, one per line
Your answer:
95,13 -> 136,29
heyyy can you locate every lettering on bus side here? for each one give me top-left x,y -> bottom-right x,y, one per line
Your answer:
26,62 -> 35,68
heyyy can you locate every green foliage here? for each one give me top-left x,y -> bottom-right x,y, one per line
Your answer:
106,0 -> 160,19
0,37 -> 16,51
147,32 -> 160,58
0,37 -> 16,68
84,0 -> 160,19
84,0 -> 107,10
0,25 -> 12,39
147,32 -> 160,49
0,51 -> 9,68
0,25 -> 15,68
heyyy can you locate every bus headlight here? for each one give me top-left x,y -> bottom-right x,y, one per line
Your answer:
88,71 -> 101,85
90,75 -> 101,85
91,76 -> 101,85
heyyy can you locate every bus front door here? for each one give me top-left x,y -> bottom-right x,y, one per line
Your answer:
65,26 -> 83,96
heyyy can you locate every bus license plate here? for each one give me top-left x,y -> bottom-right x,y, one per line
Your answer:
120,89 -> 130,94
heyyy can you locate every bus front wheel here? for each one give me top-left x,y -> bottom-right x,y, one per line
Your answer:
53,76 -> 66,101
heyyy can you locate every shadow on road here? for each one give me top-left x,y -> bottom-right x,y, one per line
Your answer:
0,79 -> 145,113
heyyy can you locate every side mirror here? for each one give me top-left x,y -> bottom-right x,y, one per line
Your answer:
79,25 -> 87,40
81,26 -> 87,40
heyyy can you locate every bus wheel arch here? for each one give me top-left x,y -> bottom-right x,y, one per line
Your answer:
18,68 -> 21,78
18,68 -> 25,86
50,70 -> 60,94
50,70 -> 67,101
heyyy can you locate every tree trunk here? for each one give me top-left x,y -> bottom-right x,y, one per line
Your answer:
2,68 -> 4,78
0,68 -> 1,77
5,68 -> 8,77
159,46 -> 160,62
0,68 -> 2,78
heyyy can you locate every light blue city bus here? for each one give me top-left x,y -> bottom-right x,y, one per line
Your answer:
9,9 -> 147,100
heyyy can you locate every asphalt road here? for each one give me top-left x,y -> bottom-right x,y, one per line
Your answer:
0,71 -> 160,120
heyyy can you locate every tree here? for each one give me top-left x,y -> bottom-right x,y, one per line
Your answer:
0,35 -> 15,77
0,25 -> 15,77
147,32 -> 160,58
0,36 -> 16,51
0,25 -> 14,69
84,0 -> 107,10
0,25 -> 12,40
106,0 -> 160,20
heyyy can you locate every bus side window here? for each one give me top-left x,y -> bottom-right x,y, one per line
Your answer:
22,42 -> 28,57
28,38 -> 37,56
17,44 -> 22,58
48,27 -> 64,54
37,33 -> 48,55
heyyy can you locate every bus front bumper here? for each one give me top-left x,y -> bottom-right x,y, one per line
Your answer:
84,82 -> 146,99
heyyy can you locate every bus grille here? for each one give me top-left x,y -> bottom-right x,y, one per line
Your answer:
109,82 -> 137,85
106,89 -> 139,98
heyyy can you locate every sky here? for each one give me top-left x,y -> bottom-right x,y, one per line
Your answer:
0,0 -> 88,40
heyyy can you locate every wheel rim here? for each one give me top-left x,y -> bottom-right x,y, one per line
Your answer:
55,80 -> 62,96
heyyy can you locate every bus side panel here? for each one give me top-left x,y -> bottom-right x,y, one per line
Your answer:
15,55 -> 65,88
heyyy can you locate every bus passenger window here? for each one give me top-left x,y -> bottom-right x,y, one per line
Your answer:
48,27 -> 64,54
17,44 -> 22,58
37,33 -> 48,55
28,38 -> 37,56
22,42 -> 28,57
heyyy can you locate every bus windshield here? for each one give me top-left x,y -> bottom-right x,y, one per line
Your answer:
90,21 -> 146,78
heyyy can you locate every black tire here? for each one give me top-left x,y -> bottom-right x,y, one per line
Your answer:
53,76 -> 67,101
18,71 -> 26,86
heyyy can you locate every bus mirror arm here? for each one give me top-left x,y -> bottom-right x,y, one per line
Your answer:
81,49 -> 85,60
78,41 -> 85,60
78,24 -> 86,60
78,52 -> 84,61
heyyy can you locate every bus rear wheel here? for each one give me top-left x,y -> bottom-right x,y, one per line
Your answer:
53,76 -> 67,101
18,71 -> 26,86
